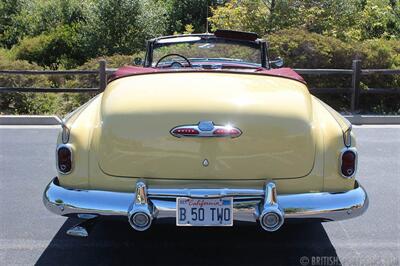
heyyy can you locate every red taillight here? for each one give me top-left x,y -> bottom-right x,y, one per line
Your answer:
213,128 -> 241,137
341,150 -> 356,177
57,146 -> 72,173
172,128 -> 199,136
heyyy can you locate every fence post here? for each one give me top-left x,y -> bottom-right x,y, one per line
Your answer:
351,60 -> 361,112
99,59 -> 107,91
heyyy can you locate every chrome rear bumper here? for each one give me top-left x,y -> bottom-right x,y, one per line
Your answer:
43,177 -> 368,231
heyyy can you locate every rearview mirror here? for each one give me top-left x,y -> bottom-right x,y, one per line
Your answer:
270,57 -> 284,68
133,57 -> 143,66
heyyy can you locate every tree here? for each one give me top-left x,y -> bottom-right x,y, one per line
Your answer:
352,0 -> 400,40
164,0 -> 215,33
0,0 -> 24,48
209,0 -> 400,40
4,0 -> 89,42
80,0 -> 168,57
209,0 -> 271,34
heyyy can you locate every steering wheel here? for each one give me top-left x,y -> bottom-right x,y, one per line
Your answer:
155,53 -> 192,68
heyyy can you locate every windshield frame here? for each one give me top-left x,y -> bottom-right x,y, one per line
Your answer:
144,33 -> 269,69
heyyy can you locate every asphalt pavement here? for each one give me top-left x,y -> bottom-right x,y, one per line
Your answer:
0,125 -> 399,266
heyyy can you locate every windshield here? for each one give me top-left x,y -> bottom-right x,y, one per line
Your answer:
152,37 -> 262,67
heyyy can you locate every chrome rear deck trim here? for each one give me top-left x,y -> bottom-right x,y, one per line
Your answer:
148,188 -> 264,199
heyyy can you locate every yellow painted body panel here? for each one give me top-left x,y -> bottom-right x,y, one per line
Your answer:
312,97 -> 356,192
57,95 -> 102,188
96,73 -> 315,179
57,72 -> 355,194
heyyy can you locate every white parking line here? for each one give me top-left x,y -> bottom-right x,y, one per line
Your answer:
0,125 -> 60,129
353,125 -> 400,128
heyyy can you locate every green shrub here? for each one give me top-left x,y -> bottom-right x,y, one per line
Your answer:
268,29 -> 355,108
268,29 -> 354,68
12,25 -> 85,69
1,29 -> 399,115
267,29 -> 400,114
57,54 -> 144,115
0,54 -> 143,115
0,55 -> 61,114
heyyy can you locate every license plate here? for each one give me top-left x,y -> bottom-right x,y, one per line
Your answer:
176,197 -> 233,226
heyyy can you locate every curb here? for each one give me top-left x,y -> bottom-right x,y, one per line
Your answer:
344,115 -> 400,125
0,115 -> 399,125
0,115 -> 60,125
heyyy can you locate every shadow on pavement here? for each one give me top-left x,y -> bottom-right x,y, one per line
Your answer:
36,218 -> 341,266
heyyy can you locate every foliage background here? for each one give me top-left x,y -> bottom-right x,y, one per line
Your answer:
0,0 -> 399,115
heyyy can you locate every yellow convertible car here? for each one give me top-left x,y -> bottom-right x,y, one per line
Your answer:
43,30 -> 368,237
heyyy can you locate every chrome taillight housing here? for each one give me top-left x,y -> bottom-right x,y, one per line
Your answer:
57,144 -> 72,174
339,148 -> 357,178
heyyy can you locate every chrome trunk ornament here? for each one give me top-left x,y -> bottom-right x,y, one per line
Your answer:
170,121 -> 242,138
198,121 -> 214,131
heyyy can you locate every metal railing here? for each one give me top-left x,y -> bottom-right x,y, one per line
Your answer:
1,59 -> 399,112
0,60 -> 109,93
295,60 -> 400,111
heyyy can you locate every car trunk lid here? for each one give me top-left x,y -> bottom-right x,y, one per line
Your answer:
95,72 -> 316,180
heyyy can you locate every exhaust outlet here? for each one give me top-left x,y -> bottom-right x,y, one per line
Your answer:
259,182 -> 284,232
128,181 -> 153,231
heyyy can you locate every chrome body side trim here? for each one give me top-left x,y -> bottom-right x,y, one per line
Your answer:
44,178 -> 368,226
148,188 -> 264,199
61,124 -> 70,144
343,125 -> 352,147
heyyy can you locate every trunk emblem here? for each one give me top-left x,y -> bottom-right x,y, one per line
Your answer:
170,121 -> 242,138
198,121 -> 214,131
202,159 -> 209,167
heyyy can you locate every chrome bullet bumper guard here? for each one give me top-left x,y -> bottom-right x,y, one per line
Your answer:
43,177 -> 368,232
